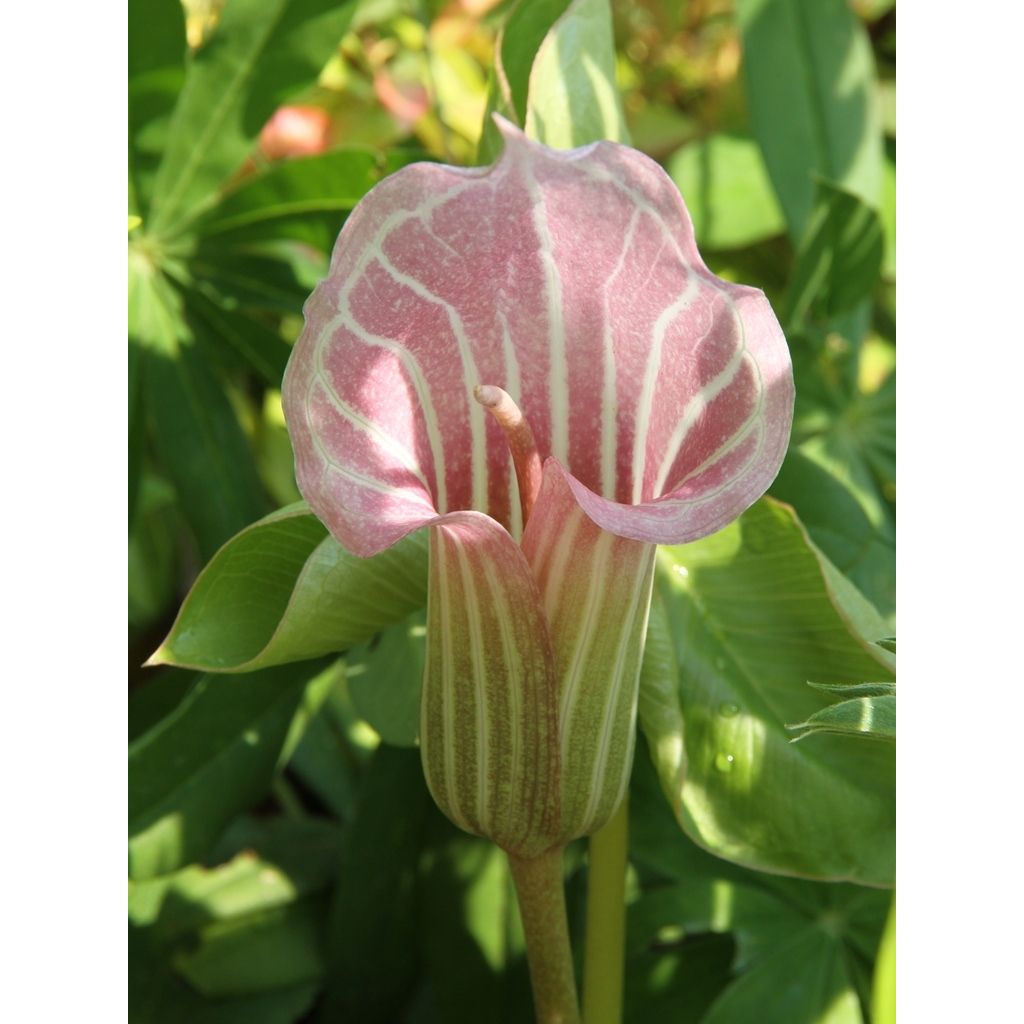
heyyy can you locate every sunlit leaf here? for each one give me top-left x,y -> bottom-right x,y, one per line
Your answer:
639,498 -> 895,885
668,133 -> 785,250
150,504 -> 428,672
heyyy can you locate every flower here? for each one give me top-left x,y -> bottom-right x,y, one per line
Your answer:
282,118 -> 793,856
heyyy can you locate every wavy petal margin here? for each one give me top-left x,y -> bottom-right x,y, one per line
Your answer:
420,511 -> 561,857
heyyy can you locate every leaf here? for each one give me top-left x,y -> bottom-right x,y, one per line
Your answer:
186,287 -> 293,387
319,745 -> 433,1022
736,0 -> 882,239
150,504 -> 429,672
129,819 -> 340,1020
784,179 -> 884,326
417,825 -> 532,1023
148,0 -> 358,234
639,497 -> 895,885
524,0 -> 629,148
128,0 -> 187,210
770,449 -> 895,624
146,344 -> 270,560
627,749 -> 888,1024
194,148 -> 412,241
346,610 -> 426,746
128,658 -> 337,879
789,693 -> 896,743
872,896 -> 896,1024
667,133 -> 785,250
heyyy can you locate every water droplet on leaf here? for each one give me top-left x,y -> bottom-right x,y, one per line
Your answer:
719,702 -> 739,718
714,752 -> 735,773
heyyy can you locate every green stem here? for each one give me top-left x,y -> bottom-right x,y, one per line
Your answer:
507,846 -> 580,1024
582,797 -> 629,1024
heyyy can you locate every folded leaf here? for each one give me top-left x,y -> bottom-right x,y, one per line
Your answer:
150,504 -> 428,672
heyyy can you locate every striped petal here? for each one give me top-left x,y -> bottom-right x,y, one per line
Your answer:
282,117 -> 793,555
522,462 -> 657,841
420,511 -> 561,857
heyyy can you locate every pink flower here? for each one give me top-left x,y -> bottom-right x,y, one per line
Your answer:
283,119 -> 793,855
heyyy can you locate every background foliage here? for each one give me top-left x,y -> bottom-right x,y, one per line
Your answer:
128,0 -> 895,1020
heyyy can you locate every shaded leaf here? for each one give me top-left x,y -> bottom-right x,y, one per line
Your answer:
736,0 -> 882,239
785,179 -> 884,326
347,610 -> 426,747
146,344 -> 270,560
319,744 -> 432,1022
128,659 -> 337,878
640,498 -> 895,885
789,694 -> 896,743
150,504 -> 428,672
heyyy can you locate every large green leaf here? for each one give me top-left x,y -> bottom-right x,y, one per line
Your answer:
639,498 -> 895,885
668,133 -> 785,250
150,504 -> 429,672
784,179 -> 884,326
128,659 -> 337,878
128,0 -> 187,211
770,449 -> 895,625
417,823 -> 532,1023
319,745 -> 433,1022
346,610 -> 426,747
148,0 -> 357,235
736,0 -> 882,239
628,751 -> 887,1024
146,343 -> 270,560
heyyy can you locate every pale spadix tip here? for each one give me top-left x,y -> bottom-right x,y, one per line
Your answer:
473,384 -> 543,525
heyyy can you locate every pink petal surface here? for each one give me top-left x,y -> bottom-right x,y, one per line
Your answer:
282,117 -> 793,553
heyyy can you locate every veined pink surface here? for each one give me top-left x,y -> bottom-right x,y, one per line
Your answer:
282,117 -> 794,851
283,117 -> 793,556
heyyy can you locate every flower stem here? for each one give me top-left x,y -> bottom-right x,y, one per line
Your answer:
507,846 -> 580,1024
582,796 -> 629,1024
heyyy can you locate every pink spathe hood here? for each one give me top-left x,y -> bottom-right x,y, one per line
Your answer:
282,117 -> 794,558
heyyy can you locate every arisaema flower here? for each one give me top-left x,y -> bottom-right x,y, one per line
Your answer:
282,118 -> 793,859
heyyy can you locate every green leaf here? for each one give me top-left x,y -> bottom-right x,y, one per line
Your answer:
789,693 -> 896,743
194,148 -> 409,239
346,611 -> 426,747
128,0 -> 187,210
668,133 -> 785,250
736,0 -> 882,239
175,900 -> 326,996
129,819 -> 340,1020
186,287 -> 292,387
784,179 -> 884,326
524,0 -> 629,148
128,658 -> 337,878
146,344 -> 270,560
418,824 -> 532,1023
872,896 -> 896,1024
640,498 -> 895,885
150,504 -> 429,672
128,475 -> 180,629
148,0 -> 358,235
770,449 -> 895,624
320,745 -> 433,1022
794,369 -> 895,533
